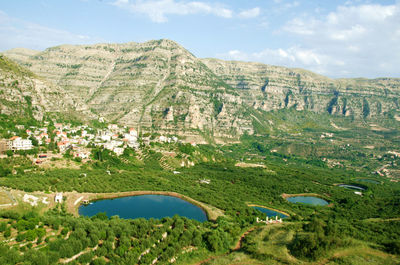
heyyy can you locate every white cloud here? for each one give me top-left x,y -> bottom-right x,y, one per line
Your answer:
284,1 -> 299,9
271,0 -> 300,13
234,2 -> 400,78
284,18 -> 316,35
284,3 -> 400,42
287,3 -> 400,77
0,10 -> 102,51
113,0 -> 233,23
224,50 -> 249,61
219,46 -> 337,75
238,7 -> 260,19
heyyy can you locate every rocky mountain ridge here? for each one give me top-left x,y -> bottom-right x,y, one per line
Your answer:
2,39 -> 400,142
0,54 -> 72,122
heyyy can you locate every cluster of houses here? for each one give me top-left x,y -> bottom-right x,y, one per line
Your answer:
1,122 -> 183,159
3,123 -> 141,157
158,135 -> 178,143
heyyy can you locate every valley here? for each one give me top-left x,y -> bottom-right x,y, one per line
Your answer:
0,40 -> 399,264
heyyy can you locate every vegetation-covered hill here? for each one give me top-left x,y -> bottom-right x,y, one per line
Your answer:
0,141 -> 399,264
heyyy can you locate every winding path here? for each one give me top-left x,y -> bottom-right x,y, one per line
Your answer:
194,227 -> 256,265
59,245 -> 98,264
233,227 -> 256,251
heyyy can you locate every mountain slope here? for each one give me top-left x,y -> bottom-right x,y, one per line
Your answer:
201,58 -> 400,117
3,39 -> 400,141
0,54 -> 72,121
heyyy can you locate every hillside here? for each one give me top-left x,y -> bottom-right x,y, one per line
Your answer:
0,54 -> 72,122
3,39 -> 400,142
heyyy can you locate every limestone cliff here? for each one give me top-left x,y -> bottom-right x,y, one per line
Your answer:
201,58 -> 400,118
3,39 -> 400,141
0,54 -> 72,121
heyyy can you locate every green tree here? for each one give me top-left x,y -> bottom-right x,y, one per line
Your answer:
16,232 -> 26,242
4,227 -> 11,238
24,249 -> 49,265
25,230 -> 37,241
91,257 -> 107,265
384,241 -> 400,254
0,222 -> 6,232
29,136 -> 39,147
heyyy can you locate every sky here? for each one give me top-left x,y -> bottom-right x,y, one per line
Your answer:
0,0 -> 399,78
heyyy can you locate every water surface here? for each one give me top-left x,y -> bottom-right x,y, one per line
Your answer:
252,206 -> 288,218
338,184 -> 365,190
79,195 -> 207,222
287,196 -> 329,206
356,179 -> 380,184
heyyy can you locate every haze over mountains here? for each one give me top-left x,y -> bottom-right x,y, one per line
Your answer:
2,39 -> 400,142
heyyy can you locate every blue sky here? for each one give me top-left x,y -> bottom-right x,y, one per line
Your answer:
0,0 -> 399,78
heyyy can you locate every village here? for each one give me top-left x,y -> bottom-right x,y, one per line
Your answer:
0,121 -> 180,162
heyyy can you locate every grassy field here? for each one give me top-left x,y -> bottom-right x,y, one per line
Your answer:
0,190 -> 13,205
202,225 -> 400,265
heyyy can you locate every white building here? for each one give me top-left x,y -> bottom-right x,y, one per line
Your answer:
8,136 -> 33,151
57,141 -> 70,153
113,147 -> 124,156
124,132 -> 137,141
101,134 -> 111,142
55,193 -> 63,203
74,151 -> 90,159
108,124 -> 119,130
129,128 -> 138,137
103,142 -> 115,151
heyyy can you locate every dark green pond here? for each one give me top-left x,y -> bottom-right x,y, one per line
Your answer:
338,184 -> 365,190
356,179 -> 380,184
252,206 -> 288,218
79,195 -> 207,222
287,196 -> 329,206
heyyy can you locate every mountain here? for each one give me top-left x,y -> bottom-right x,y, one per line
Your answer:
0,54 -> 72,122
3,39 -> 400,141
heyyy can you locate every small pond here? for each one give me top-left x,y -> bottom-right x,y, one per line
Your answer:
252,206 -> 288,218
338,184 -> 366,191
356,179 -> 380,184
79,195 -> 207,222
287,196 -> 329,206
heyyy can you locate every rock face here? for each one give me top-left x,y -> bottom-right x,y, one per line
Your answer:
0,54 -> 71,121
201,59 -> 400,118
3,39 -> 400,141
